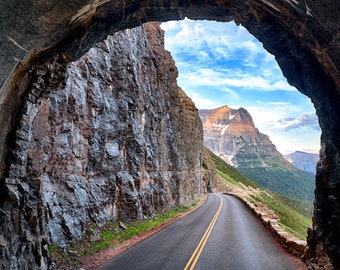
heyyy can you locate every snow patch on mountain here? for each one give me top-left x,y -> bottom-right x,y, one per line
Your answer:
221,125 -> 229,136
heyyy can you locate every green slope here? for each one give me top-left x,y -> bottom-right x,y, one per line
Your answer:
234,152 -> 315,204
249,192 -> 312,239
205,149 -> 312,239
208,150 -> 258,189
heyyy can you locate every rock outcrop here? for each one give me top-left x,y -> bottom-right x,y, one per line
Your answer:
0,0 -> 339,269
0,22 -> 206,269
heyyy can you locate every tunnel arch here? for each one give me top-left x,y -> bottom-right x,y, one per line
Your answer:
0,0 -> 339,268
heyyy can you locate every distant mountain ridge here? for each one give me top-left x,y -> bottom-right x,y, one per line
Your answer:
284,151 -> 319,174
199,105 -> 315,203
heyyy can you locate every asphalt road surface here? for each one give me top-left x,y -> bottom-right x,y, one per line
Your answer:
98,193 -> 305,270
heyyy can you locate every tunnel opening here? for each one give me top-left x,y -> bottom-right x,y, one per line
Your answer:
161,17 -> 320,237
161,19 -> 321,155
0,1 -> 339,269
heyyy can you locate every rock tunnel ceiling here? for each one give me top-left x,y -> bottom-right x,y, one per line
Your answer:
0,0 -> 339,269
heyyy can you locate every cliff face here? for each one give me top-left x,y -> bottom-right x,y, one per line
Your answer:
0,23 -> 205,269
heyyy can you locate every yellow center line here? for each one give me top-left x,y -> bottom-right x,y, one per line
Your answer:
183,194 -> 223,270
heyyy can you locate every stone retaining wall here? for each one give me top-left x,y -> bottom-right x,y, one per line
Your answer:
223,192 -> 306,257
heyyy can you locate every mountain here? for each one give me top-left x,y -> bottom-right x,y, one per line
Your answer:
199,105 -> 279,165
199,105 -> 315,203
284,151 -> 319,174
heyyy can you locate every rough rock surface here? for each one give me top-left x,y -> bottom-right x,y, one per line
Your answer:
0,22 -> 206,269
0,0 -> 339,269
199,147 -> 223,194
199,105 -> 279,164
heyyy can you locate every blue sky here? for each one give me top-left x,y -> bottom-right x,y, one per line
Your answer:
161,19 -> 321,155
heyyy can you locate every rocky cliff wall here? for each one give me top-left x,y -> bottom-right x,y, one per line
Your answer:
0,22 -> 205,269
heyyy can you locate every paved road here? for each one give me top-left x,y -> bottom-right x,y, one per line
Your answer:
98,193 -> 305,270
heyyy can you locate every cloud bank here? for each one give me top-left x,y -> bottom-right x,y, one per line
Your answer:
280,113 -> 321,131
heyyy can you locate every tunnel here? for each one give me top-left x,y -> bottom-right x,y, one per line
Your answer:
0,1 -> 339,268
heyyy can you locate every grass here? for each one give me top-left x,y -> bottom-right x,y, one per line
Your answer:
115,203 -> 197,243
250,192 -> 312,240
237,166 -> 315,203
207,149 -> 258,189
217,169 -> 241,187
206,149 -> 312,240
49,200 -> 200,269
51,146 -> 314,268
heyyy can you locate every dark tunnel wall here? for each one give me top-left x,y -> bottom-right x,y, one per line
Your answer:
0,1 -> 339,268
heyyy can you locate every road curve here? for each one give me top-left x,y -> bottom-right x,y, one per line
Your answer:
98,193 -> 306,270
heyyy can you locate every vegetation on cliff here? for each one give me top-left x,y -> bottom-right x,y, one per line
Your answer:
249,192 -> 311,239
52,148 -> 313,268
207,150 -> 258,189
236,155 -> 315,206
49,200 -> 201,269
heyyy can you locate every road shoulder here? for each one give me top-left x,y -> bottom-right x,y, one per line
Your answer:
80,194 -> 208,269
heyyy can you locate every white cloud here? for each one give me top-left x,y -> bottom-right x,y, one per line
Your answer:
162,19 -> 296,93
280,113 -> 321,131
178,68 -> 296,92
267,130 -> 320,155
162,19 -> 266,65
198,50 -> 210,61
160,20 -> 179,31
245,105 -> 290,129
190,93 -> 217,109
243,104 -> 320,154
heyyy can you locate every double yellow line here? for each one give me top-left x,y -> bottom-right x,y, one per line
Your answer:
183,194 -> 223,270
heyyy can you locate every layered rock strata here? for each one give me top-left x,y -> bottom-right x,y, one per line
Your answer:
0,23 -> 206,269
199,105 -> 280,165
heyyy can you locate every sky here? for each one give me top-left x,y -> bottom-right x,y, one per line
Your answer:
161,19 -> 321,155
